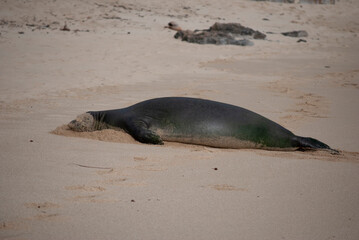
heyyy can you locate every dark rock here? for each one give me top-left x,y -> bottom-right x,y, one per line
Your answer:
209,22 -> 266,39
297,39 -> 307,43
175,30 -> 253,46
282,30 -> 308,37
299,0 -> 335,4
171,22 -> 265,46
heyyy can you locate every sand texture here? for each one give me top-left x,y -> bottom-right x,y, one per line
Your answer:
1,0 -> 359,239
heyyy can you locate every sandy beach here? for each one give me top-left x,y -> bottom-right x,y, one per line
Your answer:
1,0 -> 358,239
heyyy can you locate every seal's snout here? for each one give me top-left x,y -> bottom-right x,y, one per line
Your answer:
68,119 -> 77,127
68,119 -> 82,132
67,113 -> 95,132
67,119 -> 77,130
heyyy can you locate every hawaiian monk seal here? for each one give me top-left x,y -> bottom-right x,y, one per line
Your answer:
68,97 -> 337,152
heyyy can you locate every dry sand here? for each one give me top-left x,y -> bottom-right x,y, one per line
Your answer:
1,0 -> 359,239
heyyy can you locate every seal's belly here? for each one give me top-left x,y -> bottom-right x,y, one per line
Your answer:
159,134 -> 296,150
161,134 -> 257,149
153,126 -> 264,149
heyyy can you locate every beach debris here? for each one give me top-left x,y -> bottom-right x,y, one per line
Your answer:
297,39 -> 307,42
60,23 -> 70,31
282,30 -> 308,37
73,29 -> 90,33
209,22 -> 266,39
134,156 -> 147,161
299,0 -> 335,4
72,163 -> 113,170
165,22 -> 266,46
26,23 -> 51,31
174,30 -> 253,46
103,16 -> 126,20
95,2 -> 107,8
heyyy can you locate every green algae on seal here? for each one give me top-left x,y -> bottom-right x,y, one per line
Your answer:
68,97 -> 337,153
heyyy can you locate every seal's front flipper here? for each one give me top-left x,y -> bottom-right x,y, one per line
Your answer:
126,120 -> 163,145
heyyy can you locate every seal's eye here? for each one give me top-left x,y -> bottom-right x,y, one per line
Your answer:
168,22 -> 173,27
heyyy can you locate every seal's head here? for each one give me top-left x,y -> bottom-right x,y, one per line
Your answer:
68,113 -> 95,132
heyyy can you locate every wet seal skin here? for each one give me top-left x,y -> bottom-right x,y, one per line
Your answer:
68,97 -> 338,153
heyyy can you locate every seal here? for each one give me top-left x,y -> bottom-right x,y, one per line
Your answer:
68,97 -> 337,152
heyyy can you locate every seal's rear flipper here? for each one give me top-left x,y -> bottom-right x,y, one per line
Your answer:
126,120 -> 163,145
294,136 -> 339,154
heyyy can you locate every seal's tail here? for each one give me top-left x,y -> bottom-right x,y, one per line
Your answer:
294,136 -> 339,154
